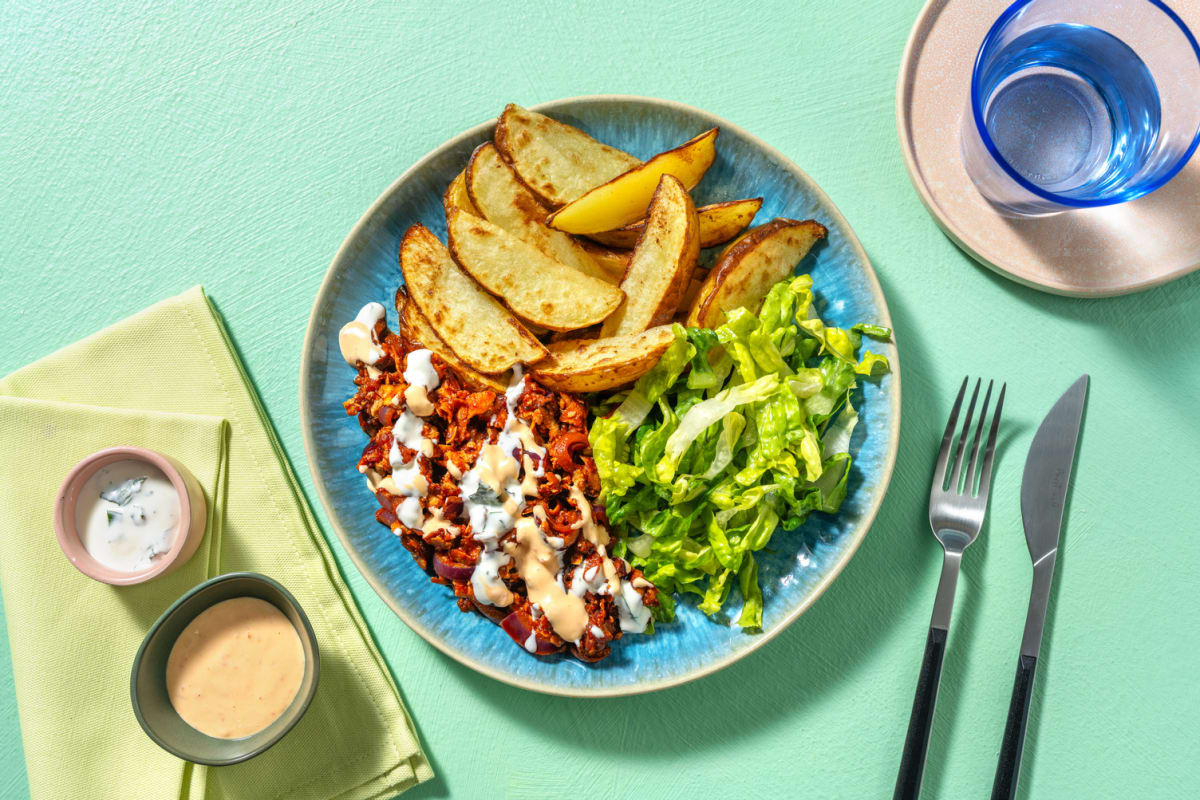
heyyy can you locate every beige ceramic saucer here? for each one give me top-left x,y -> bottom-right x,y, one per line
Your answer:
897,0 -> 1200,297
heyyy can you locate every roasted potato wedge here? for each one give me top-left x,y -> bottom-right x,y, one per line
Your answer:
588,197 -> 763,250
446,207 -> 624,331
396,288 -> 509,391
585,227 -> 637,250
679,267 -> 709,314
686,218 -> 827,329
494,104 -> 641,207
531,325 -> 677,392
465,142 -> 613,284
547,324 -> 600,344
577,240 -> 630,282
401,223 -> 547,372
546,128 -> 719,235
443,170 -> 479,219
693,197 -> 762,248
600,175 -> 699,338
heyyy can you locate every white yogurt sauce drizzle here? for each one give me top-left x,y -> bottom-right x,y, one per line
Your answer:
379,348 -> 438,528
402,348 -> 439,416
351,340 -> 440,533
338,302 -> 387,378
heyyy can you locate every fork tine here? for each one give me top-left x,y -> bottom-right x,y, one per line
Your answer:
933,377 -> 969,489
948,379 -> 981,492
964,380 -> 994,495
975,383 -> 1007,502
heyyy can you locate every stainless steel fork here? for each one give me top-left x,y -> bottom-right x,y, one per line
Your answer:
894,377 -> 1006,800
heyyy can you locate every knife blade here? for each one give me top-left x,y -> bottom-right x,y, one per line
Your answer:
1018,373 -> 1088,658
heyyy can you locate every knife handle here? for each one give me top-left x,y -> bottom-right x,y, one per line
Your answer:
991,654 -> 1038,800
894,626 -> 948,800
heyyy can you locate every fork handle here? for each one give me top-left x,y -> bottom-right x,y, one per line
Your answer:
991,654 -> 1038,800
893,625 -> 948,800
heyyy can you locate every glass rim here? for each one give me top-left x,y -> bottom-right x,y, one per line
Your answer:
970,0 -> 1200,208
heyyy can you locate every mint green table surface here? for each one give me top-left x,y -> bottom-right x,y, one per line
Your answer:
3,2 -> 1198,798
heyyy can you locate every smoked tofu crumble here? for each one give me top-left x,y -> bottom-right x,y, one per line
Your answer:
341,301 -> 656,662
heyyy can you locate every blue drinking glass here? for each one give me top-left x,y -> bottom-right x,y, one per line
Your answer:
963,0 -> 1200,215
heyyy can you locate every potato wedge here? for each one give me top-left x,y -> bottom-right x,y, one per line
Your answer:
494,104 -> 641,207
443,170 -> 479,219
692,198 -> 762,248
396,288 -> 509,392
686,218 -> 827,329
547,325 -> 600,344
531,325 -> 677,392
588,197 -> 763,250
445,207 -> 624,331
546,128 -> 719,235
600,175 -> 699,338
712,226 -> 755,262
679,267 -> 709,314
577,240 -> 630,282
401,223 -> 546,372
465,142 -> 614,284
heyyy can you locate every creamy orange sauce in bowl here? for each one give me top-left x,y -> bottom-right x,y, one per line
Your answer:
131,573 -> 319,765
166,596 -> 306,739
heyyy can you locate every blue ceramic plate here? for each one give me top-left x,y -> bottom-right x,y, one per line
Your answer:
300,96 -> 901,697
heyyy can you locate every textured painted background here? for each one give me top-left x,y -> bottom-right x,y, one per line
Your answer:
2,1 -> 1199,798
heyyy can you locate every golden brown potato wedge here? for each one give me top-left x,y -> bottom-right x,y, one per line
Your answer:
465,142 -> 614,284
600,175 -> 699,338
577,240 -> 631,282
686,218 -> 827,329
401,223 -> 547,373
679,267 -> 710,314
494,104 -> 641,207
712,226 -> 755,262
588,198 -> 763,250
693,198 -> 762,248
445,207 -> 624,331
443,170 -> 479,219
546,128 -> 719,235
585,228 -> 637,250
396,288 -> 509,392
531,325 -> 677,392
547,325 -> 600,344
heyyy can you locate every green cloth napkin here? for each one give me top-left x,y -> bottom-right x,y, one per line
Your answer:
0,286 -> 432,800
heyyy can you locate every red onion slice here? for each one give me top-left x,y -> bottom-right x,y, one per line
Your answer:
432,554 -> 475,582
500,611 -> 560,655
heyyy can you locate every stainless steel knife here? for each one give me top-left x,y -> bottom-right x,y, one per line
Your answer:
991,374 -> 1088,800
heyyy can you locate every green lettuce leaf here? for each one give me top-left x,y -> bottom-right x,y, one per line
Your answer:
851,322 -> 893,341
855,351 -> 890,377
737,555 -> 763,629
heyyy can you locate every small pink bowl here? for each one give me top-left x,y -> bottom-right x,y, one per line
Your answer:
54,446 -> 207,585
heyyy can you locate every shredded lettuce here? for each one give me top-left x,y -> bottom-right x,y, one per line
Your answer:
589,275 -> 891,629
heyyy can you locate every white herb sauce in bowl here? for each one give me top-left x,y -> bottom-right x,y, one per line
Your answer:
74,459 -> 180,573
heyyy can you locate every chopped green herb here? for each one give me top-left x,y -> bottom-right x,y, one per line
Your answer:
469,483 -> 502,507
100,477 -> 146,506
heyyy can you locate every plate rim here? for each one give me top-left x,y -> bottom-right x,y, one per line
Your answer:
895,0 -> 1200,298
299,94 -> 902,697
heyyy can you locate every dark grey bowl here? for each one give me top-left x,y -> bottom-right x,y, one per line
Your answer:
131,572 -> 320,765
